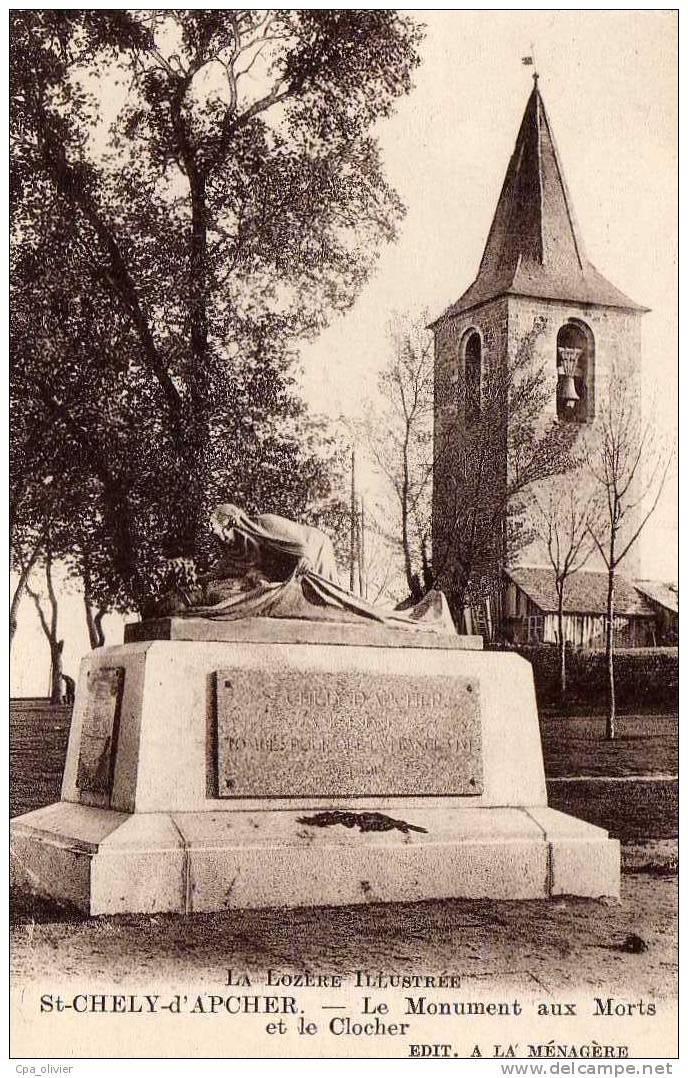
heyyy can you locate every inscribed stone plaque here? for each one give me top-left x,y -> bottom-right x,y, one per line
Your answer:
76,667 -> 124,796
216,669 -> 482,797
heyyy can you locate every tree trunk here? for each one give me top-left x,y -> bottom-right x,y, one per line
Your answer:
84,594 -> 99,649
26,546 -> 66,705
605,566 -> 616,740
49,639 -> 64,705
82,558 -> 107,648
420,536 -> 433,592
358,498 -> 366,599
557,580 -> 566,705
400,446 -> 414,595
10,565 -> 33,652
401,516 -> 414,595
10,531 -> 45,651
94,607 -> 107,648
349,448 -> 357,592
452,564 -> 471,631
170,89 -> 211,554
9,595 -> 21,652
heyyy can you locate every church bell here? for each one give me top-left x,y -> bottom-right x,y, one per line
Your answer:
557,347 -> 582,409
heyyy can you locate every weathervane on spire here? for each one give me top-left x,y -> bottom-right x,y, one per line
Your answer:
521,48 -> 539,86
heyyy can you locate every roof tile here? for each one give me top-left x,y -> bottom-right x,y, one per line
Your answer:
433,86 -> 647,324
506,566 -> 656,617
634,580 -> 678,614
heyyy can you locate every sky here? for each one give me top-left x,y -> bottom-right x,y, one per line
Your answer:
299,9 -> 678,568
10,10 -> 677,696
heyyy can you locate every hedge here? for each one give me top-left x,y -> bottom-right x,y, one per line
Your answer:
494,644 -> 678,712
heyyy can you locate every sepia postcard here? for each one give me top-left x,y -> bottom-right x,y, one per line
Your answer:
8,7 -> 678,1066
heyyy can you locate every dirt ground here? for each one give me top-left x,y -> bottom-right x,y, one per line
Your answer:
10,707 -> 678,1006
10,839 -> 677,999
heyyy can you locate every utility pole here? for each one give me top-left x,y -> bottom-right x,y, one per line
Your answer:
358,497 -> 366,599
349,447 -> 358,594
362,495 -> 366,599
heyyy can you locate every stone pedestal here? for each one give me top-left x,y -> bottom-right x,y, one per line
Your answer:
10,619 -> 620,913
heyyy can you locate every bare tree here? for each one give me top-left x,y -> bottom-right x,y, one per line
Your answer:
360,312 -> 434,602
433,321 -> 576,625
531,470 -> 600,702
359,504 -> 411,606
362,317 -> 576,627
585,369 -> 673,738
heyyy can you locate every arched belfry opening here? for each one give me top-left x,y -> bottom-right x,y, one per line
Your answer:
430,79 -> 647,613
556,320 -> 594,423
464,330 -> 482,423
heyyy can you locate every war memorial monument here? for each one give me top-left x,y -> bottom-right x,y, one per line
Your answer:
10,502 -> 619,914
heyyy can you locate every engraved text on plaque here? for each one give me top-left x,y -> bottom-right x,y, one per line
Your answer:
216,669 -> 482,797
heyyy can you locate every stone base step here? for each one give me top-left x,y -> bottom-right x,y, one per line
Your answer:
10,801 -> 619,915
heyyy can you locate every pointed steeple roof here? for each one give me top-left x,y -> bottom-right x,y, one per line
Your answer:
434,83 -> 646,323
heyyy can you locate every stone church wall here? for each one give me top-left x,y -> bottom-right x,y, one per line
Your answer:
507,296 -> 643,577
432,298 -> 509,601
432,296 -> 644,596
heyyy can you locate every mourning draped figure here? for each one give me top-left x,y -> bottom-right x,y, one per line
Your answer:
147,503 -> 455,634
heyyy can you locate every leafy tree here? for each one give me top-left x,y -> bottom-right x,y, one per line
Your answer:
11,193 -> 152,611
11,10 -> 423,614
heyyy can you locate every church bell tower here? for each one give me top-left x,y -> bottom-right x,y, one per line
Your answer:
431,77 -> 647,610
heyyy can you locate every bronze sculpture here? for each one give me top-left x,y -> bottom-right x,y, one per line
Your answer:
149,503 -> 455,634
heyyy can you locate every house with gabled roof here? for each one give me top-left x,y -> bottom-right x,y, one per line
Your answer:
504,566 -> 663,648
634,580 -> 678,644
